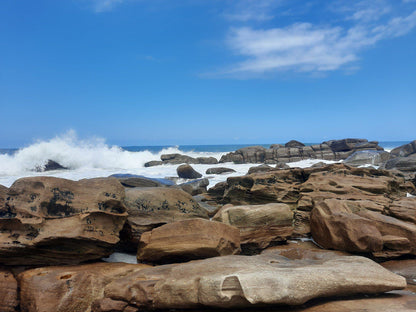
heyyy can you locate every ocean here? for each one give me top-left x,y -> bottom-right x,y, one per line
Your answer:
0,134 -> 409,189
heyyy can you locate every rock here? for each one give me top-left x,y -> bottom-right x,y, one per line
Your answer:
285,140 -> 305,148
311,161 -> 327,168
247,164 -> 274,174
276,162 -> 290,169
110,174 -> 175,187
387,197 -> 416,224
212,203 -> 293,251
0,184 -> 7,210
390,140 -> 416,158
0,267 -> 18,312
382,259 -> 416,285
270,143 -> 283,149
205,167 -> 236,174
179,178 -> 209,195
344,150 -> 390,166
310,198 -> 416,258
137,218 -> 240,263
192,194 -> 220,217
120,187 -> 208,252
196,157 -> 218,164
177,164 -> 202,179
384,154 -> 416,172
35,159 -> 68,172
323,138 -> 371,152
161,153 -> 197,164
100,253 -> 405,310
18,262 -> 150,312
144,160 -> 163,167
219,146 -> 267,164
0,177 -> 127,265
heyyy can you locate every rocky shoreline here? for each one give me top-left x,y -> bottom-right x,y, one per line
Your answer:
1,139 -> 416,311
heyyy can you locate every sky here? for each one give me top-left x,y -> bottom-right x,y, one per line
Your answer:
0,0 -> 415,147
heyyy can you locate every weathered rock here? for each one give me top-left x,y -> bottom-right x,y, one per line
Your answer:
276,162 -> 290,169
205,167 -> 236,175
100,253 -> 406,310
120,187 -> 208,251
177,164 -> 202,179
0,177 -> 127,265
110,174 -> 175,188
161,153 -> 197,164
144,160 -> 163,167
219,146 -> 267,164
311,198 -> 416,257
344,150 -> 390,166
285,140 -> 305,148
0,267 -> 18,312
137,218 -> 240,263
247,164 -> 274,174
196,157 -> 218,164
387,197 -> 416,224
390,140 -> 416,158
382,259 -> 416,285
384,154 -> 416,172
179,178 -> 209,195
0,184 -> 7,210
212,203 -> 293,251
18,262 -> 150,312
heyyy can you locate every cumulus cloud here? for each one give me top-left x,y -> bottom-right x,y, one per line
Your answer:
221,9 -> 416,76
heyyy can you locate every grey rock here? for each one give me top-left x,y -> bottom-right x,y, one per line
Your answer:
206,167 -> 236,175
344,150 -> 390,166
177,164 -> 203,179
35,159 -> 67,172
179,178 -> 209,195
384,154 -> 416,172
390,140 -> 416,158
144,160 -> 163,167
285,140 -> 305,148
247,164 -> 274,174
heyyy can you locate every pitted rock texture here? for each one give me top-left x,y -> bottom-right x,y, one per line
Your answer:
0,267 -> 19,312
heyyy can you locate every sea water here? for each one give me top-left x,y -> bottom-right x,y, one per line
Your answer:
0,132 -> 409,188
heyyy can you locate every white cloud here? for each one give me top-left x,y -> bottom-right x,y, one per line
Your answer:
221,10 -> 416,76
92,0 -> 123,12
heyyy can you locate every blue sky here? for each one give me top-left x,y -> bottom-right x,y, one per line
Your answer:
1,0 -> 415,147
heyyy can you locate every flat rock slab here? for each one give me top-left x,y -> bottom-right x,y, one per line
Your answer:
0,177 -> 127,265
137,218 -> 240,263
99,253 -> 406,310
212,203 -> 293,250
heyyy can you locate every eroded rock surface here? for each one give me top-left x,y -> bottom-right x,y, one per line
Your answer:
0,267 -> 18,312
0,177 -> 127,265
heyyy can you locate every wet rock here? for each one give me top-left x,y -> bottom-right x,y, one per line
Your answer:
285,140 -> 305,148
120,187 -> 208,252
344,150 -> 390,166
247,164 -> 274,174
0,177 -> 127,265
161,153 -> 197,164
137,218 -> 240,263
0,267 -> 18,312
212,203 -> 293,251
179,178 -> 209,195
205,167 -> 236,174
390,140 -> 416,158
100,253 -> 406,310
144,160 -> 163,167
35,159 -> 68,172
18,262 -> 150,312
177,164 -> 202,179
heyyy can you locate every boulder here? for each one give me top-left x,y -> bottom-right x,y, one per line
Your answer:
196,157 -> 218,164
110,174 -> 175,187
382,259 -> 416,285
323,138 -> 371,152
0,267 -> 18,312
177,164 -> 202,179
18,262 -> 150,312
0,177 -> 127,265
387,197 -> 416,224
137,218 -> 240,263
384,154 -> 416,172
0,184 -> 7,210
99,253 -> 405,310
161,153 -> 197,164
120,187 -> 208,251
179,178 -> 209,195
343,150 -> 390,166
285,140 -> 305,148
35,159 -> 68,172
276,162 -> 290,169
219,146 -> 267,164
144,160 -> 163,167
205,167 -> 236,175
247,164 -> 274,174
212,203 -> 293,251
390,140 -> 416,158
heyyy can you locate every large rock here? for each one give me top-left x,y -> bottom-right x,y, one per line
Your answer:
177,164 -> 202,179
390,140 -> 416,158
35,159 -> 68,172
343,150 -> 390,166
382,259 -> 416,285
384,154 -> 416,172
120,187 -> 208,251
206,167 -> 236,174
18,262 -> 150,312
247,164 -> 274,174
0,184 -> 7,210
0,268 -> 18,312
212,203 -> 293,251
145,154 -> 218,167
387,197 -> 416,224
137,218 -> 240,263
110,174 -> 174,188
179,178 -> 209,195
310,198 -> 416,258
0,177 -> 127,265
98,253 -> 405,310
285,140 -> 305,148
219,146 -> 267,164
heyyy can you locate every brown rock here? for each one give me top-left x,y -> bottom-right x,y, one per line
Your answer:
0,267 -> 18,312
0,177 -> 127,265
137,218 -> 240,263
121,187 -> 208,251
18,262 -> 150,312
101,253 -> 406,310
176,164 -> 202,179
212,203 -> 293,251
388,197 -> 416,224
382,259 -> 416,285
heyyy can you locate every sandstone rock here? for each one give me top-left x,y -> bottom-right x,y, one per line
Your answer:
177,164 -> 202,179
247,164 -> 274,174
390,140 -> 416,158
110,174 -> 174,188
120,187 -> 208,251
0,267 -> 18,312
344,150 -> 390,166
100,253 -> 406,310
212,203 -> 293,251
384,154 -> 416,172
196,156 -> 218,164
0,184 -> 7,210
276,162 -> 290,169
285,140 -> 305,148
137,218 -> 240,263
387,197 -> 416,224
205,167 -> 236,174
0,177 -> 127,265
18,262 -> 150,312
179,178 -> 209,195
382,259 -> 416,285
